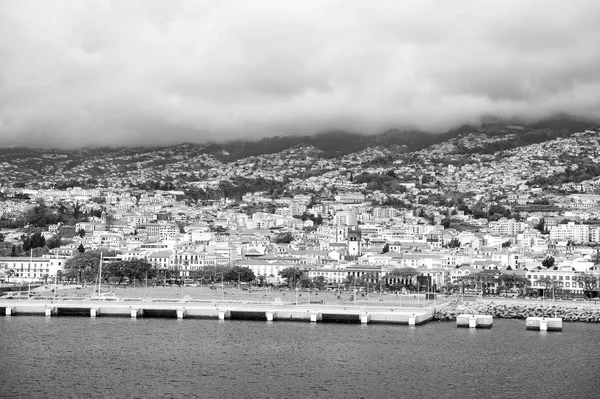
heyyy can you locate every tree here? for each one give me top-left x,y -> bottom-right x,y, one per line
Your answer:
386,267 -> 419,289
298,275 -> 313,289
77,243 -> 85,253
64,250 -> 115,284
224,266 -> 255,285
542,256 -> 555,269
278,267 -> 304,288
498,274 -> 530,296
538,277 -> 560,298
456,276 -> 476,294
274,232 -> 294,244
381,243 -> 390,253
22,232 -> 46,252
77,229 -> 86,238
441,218 -> 451,229
534,218 -> 546,233
46,234 -> 64,249
573,273 -> 599,298
5,269 -> 15,283
104,259 -> 155,285
21,246 -> 49,257
312,276 -> 327,290
447,238 -> 461,248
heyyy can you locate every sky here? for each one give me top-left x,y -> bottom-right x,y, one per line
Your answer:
0,0 -> 599,148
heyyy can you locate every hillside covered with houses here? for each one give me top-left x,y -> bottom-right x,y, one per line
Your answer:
2,120 -> 600,298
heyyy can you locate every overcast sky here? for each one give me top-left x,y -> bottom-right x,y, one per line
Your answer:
1,0 -> 599,148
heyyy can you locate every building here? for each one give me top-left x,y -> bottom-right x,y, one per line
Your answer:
347,227 -> 362,258
0,257 -> 66,282
549,222 -> 590,243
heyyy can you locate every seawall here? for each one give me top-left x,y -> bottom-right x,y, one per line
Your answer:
434,301 -> 600,323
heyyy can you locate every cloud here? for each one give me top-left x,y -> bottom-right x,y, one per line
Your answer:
0,0 -> 599,147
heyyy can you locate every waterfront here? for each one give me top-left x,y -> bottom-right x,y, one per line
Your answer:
1,317 -> 600,398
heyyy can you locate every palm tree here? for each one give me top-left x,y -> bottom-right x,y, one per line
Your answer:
538,277 -> 559,300
387,267 -> 418,290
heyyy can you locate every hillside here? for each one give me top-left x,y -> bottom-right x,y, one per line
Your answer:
0,115 -> 597,191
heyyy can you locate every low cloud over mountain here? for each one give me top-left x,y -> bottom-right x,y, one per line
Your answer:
1,0 -> 599,148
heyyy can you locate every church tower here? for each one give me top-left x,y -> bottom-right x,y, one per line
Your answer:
347,227 -> 362,258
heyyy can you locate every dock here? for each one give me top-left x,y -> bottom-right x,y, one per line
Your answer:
0,298 -> 436,325
526,317 -> 563,331
456,314 -> 493,329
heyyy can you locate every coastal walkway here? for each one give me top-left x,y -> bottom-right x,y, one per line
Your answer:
0,297 -> 438,325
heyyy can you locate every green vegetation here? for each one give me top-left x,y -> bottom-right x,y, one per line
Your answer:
528,161 -> 600,187
353,171 -> 409,193
278,267 -> 304,288
223,266 -> 255,284
0,201 -> 97,229
274,232 -> 294,244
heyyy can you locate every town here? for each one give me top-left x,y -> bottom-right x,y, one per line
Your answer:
2,123 -> 600,300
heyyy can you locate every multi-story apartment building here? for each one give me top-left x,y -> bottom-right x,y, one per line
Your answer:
0,257 -> 66,282
549,222 -> 590,243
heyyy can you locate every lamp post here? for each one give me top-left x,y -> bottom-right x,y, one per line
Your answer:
219,272 -> 224,301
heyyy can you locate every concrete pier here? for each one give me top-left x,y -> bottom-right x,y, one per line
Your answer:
526,317 -> 562,331
457,314 -> 493,329
0,298 -> 435,326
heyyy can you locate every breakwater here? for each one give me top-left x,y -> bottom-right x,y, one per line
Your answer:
434,301 -> 600,323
